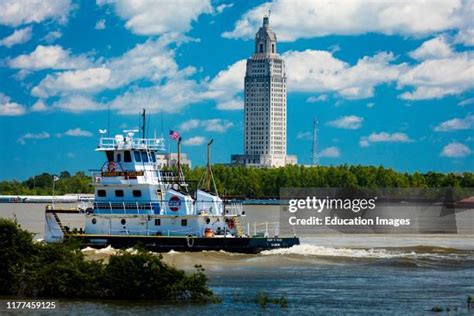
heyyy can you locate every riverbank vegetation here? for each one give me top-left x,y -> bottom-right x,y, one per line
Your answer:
0,219 -> 216,302
1,166 -> 473,197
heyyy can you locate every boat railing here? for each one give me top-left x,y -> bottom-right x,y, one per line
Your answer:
223,201 -> 244,216
106,226 -> 198,236
93,201 -> 161,214
246,222 -> 280,238
98,137 -> 165,151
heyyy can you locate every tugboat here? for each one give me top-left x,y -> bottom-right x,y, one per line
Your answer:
45,112 -> 299,253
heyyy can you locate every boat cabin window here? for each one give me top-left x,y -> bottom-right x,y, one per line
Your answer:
116,153 -> 121,163
155,219 -> 161,226
134,151 -> 141,162
105,151 -> 114,162
133,190 -> 142,197
181,219 -> 187,226
124,151 -> 132,162
141,151 -> 149,163
151,152 -> 156,162
97,190 -> 106,197
115,190 -> 124,197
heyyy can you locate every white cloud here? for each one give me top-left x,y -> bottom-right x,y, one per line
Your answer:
52,95 -> 102,113
223,0 -> 470,41
0,0 -> 72,27
296,131 -> 312,140
179,118 -> 233,133
409,36 -> 453,60
31,99 -> 48,112
454,27 -> 474,46
215,3 -> 233,14
183,136 -> 205,146
179,119 -> 201,132
17,131 -> 50,145
109,79 -> 204,115
284,50 -> 405,99
0,93 -> 26,116
8,45 -> 91,71
440,142 -> 471,157
306,95 -> 328,103
95,19 -> 106,30
42,31 -> 62,43
360,132 -> 413,147
32,37 -> 181,98
459,98 -> 474,107
319,146 -> 340,158
206,59 -> 246,99
399,52 -> 474,100
99,0 -> 213,36
216,99 -> 243,110
208,50 -> 405,104
327,115 -> 364,130
0,26 -> 32,48
64,128 -> 93,137
32,68 -> 111,98
434,114 -> 474,132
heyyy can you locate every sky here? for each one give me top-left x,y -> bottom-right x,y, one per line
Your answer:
0,0 -> 473,180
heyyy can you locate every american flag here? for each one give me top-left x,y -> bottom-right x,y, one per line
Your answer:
169,130 -> 180,141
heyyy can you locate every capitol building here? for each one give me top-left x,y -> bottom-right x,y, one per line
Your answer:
231,16 -> 297,167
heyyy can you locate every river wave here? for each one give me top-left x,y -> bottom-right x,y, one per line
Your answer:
81,243 -> 474,269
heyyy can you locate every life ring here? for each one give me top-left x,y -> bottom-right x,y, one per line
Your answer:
227,219 -> 235,230
107,161 -> 117,172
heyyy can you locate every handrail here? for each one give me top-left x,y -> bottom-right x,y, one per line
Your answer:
98,137 -> 165,151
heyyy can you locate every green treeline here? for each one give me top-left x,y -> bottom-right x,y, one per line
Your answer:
0,171 -> 91,195
0,218 -> 215,301
1,165 -> 473,197
184,165 -> 474,197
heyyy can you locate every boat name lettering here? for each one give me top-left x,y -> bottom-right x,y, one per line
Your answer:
101,171 -> 144,177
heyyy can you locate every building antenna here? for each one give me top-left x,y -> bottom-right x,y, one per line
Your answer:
107,103 -> 110,138
312,119 -> 319,166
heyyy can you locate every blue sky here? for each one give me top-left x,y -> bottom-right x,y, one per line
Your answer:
0,0 -> 473,180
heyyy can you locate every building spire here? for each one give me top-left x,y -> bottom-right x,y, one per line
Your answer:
255,14 -> 277,55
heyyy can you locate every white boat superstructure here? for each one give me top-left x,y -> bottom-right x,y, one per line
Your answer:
45,128 -> 245,242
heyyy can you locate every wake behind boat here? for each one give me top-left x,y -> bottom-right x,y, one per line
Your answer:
45,112 -> 299,253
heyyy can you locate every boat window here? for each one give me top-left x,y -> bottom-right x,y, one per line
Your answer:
141,151 -> 149,162
133,190 -> 142,197
116,153 -> 121,163
97,190 -> 106,197
115,190 -> 124,197
121,219 -> 126,225
151,152 -> 156,162
181,219 -> 187,226
92,218 -> 97,224
155,219 -> 161,226
124,151 -> 132,162
134,151 -> 141,162
106,151 -> 114,162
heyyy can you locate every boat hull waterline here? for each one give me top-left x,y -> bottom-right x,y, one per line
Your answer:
67,234 -> 300,254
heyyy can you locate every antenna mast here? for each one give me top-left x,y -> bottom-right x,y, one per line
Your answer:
199,139 -> 218,195
141,108 -> 146,139
312,119 -> 319,166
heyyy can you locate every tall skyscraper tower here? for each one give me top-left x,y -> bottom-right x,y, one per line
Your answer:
231,16 -> 297,167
